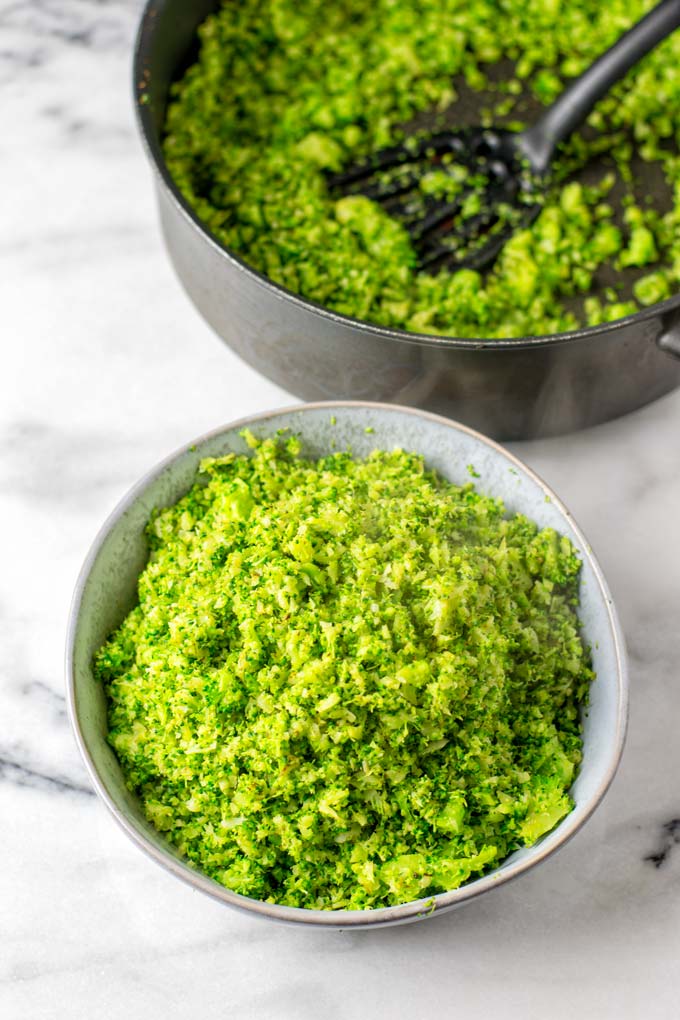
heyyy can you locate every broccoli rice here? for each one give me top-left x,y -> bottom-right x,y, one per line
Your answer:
95,433 -> 593,909
162,0 -> 680,339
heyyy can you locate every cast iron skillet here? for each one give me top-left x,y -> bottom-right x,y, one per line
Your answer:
133,0 -> 680,440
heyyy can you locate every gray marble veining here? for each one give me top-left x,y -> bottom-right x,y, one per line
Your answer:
2,1 -> 680,1017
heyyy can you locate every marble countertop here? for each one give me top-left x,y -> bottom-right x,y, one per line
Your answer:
3,2 -> 680,1016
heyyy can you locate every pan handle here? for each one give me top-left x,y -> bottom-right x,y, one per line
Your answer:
657,308 -> 680,359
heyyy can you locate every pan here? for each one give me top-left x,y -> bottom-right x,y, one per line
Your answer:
133,0 -> 680,440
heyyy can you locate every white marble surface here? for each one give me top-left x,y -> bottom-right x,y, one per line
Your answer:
2,2 -> 680,1016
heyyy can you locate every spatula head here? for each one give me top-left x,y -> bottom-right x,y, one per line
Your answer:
328,128 -> 543,272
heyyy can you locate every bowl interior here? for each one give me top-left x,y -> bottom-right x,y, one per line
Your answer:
68,403 -> 627,927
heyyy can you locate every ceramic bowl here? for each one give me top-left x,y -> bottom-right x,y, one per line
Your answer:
66,402 -> 628,928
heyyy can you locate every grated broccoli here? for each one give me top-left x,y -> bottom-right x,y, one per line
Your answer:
96,435 -> 593,910
162,0 -> 680,339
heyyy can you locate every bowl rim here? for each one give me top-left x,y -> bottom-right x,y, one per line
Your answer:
66,400 -> 628,928
133,0 -> 680,353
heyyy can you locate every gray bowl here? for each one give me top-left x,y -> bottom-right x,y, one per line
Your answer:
66,402 -> 628,929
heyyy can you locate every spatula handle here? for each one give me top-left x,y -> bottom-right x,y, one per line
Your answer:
519,0 -> 680,173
